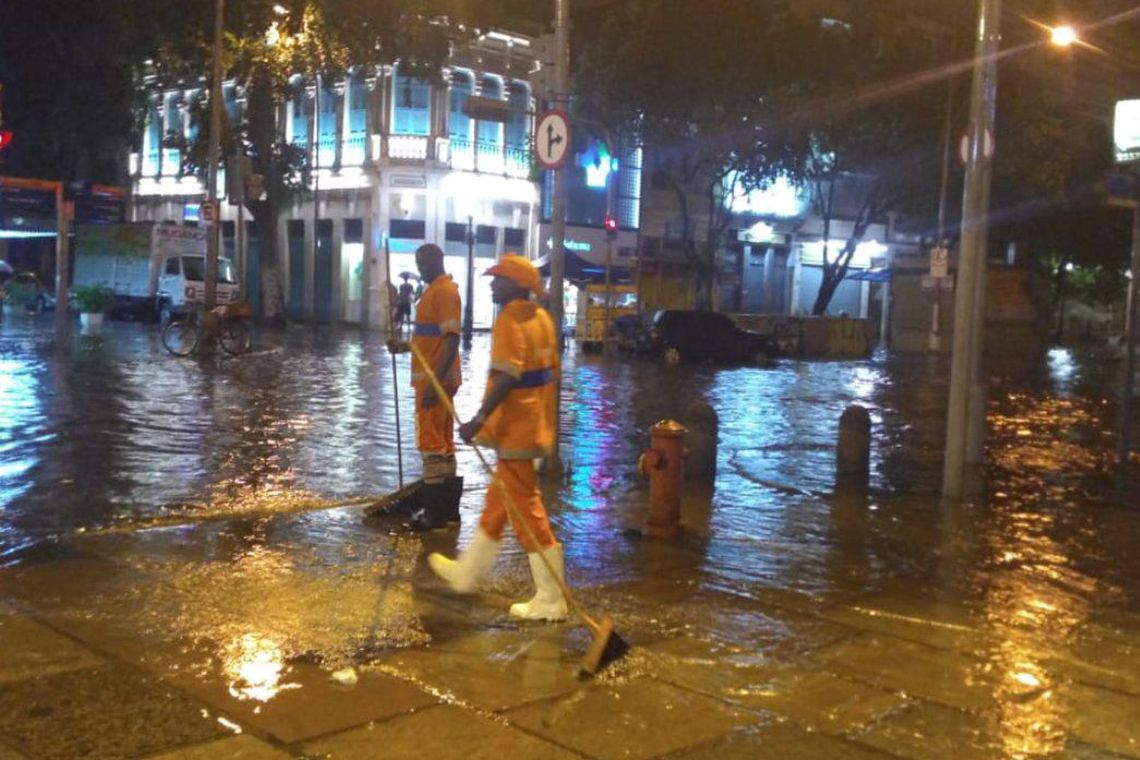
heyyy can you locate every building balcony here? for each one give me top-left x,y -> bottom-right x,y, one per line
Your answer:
445,136 -> 530,178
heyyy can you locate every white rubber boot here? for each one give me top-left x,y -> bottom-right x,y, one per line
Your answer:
509,544 -> 568,622
428,529 -> 501,594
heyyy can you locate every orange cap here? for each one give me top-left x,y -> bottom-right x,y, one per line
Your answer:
485,253 -> 543,296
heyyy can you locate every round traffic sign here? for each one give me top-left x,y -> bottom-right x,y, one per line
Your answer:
535,110 -> 571,169
958,128 -> 995,165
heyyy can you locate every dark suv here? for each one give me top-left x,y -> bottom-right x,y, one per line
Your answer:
647,310 -> 776,365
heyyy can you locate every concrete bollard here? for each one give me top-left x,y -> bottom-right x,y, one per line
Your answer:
836,404 -> 871,490
684,400 -> 718,484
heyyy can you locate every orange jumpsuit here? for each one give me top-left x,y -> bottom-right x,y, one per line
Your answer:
411,274 -> 462,474
475,299 -> 559,551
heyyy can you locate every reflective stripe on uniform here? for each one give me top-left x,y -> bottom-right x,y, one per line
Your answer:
514,368 -> 554,389
490,360 -> 523,378
413,323 -> 442,337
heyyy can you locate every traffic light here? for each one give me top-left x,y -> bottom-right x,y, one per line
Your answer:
603,213 -> 618,239
0,131 -> 12,152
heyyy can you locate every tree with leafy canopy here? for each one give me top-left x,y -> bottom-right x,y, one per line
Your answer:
140,0 -> 541,324
574,0 -> 817,311
787,3 -> 963,315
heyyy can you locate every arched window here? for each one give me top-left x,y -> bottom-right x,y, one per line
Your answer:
289,75 -> 309,149
345,70 -> 367,165
505,83 -> 529,150
393,65 -> 431,136
316,79 -> 337,167
477,76 -> 502,149
449,71 -> 473,147
162,93 -> 183,175
144,98 -> 161,175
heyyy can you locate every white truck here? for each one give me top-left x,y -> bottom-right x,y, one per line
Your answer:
72,222 -> 240,322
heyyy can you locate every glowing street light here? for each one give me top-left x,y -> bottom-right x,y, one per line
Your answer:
1050,25 -> 1078,48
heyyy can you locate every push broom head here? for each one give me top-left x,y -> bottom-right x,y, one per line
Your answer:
363,480 -> 423,521
579,615 -> 631,677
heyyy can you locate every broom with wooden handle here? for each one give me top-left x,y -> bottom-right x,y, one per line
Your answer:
410,342 -> 630,676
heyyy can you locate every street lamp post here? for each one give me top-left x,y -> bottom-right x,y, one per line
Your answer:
942,0 -> 1001,500
1120,205 -> 1139,489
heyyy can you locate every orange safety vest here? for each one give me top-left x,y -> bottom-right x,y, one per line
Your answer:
476,299 -> 559,460
411,274 -> 462,390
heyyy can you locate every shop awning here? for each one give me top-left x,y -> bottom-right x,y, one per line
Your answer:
535,250 -> 634,284
845,268 -> 891,283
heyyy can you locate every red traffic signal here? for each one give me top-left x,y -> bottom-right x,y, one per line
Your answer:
0,131 -> 13,152
603,213 -> 618,238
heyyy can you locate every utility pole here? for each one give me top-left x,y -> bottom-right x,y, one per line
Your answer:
546,0 -> 570,470
202,0 -> 225,350
943,0 -> 1000,500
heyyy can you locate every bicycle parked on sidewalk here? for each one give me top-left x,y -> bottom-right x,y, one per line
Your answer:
162,302 -> 253,357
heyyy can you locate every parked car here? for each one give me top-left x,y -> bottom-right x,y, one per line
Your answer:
645,310 -> 776,366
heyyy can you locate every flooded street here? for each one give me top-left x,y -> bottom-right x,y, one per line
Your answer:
1,312 -> 1138,759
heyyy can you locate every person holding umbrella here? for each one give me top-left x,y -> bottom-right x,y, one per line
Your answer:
393,272 -> 416,334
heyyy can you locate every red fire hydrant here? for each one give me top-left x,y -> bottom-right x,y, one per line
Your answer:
638,419 -> 687,538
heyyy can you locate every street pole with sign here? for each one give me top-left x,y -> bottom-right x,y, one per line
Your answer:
942,0 -> 1001,501
201,0 -> 224,353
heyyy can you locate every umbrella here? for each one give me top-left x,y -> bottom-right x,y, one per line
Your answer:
397,271 -> 420,280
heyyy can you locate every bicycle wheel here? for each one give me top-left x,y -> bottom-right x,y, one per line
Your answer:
162,319 -> 200,357
219,320 -> 251,355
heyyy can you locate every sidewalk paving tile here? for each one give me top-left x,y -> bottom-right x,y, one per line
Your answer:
0,615 -> 105,684
736,669 -> 908,732
504,675 -> 759,760
303,704 -> 585,760
854,701 -> 1012,760
0,665 -> 228,759
366,628 -> 585,712
1059,684 -> 1140,758
164,659 -> 441,745
143,735 -> 294,760
820,591 -> 992,653
813,632 -> 997,712
661,720 -> 898,760
1049,625 -> 1140,697
647,634 -> 906,732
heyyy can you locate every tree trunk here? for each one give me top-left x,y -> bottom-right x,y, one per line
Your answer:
252,202 -> 286,327
246,70 -> 287,325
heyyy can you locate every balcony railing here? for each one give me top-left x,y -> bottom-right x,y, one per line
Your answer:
446,136 -> 529,178
316,134 -> 336,168
161,149 -> 181,177
389,135 -> 429,160
342,133 -> 366,166
144,149 -> 161,176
